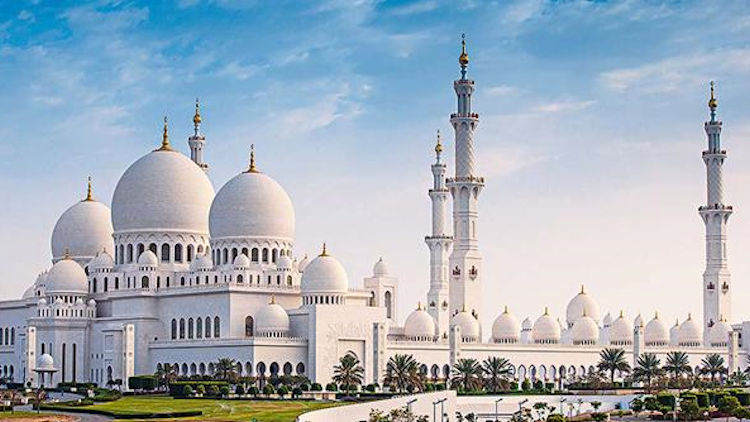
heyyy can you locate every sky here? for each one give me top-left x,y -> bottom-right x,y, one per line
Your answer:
3,0 -> 750,331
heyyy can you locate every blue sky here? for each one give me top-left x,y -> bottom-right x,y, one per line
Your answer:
3,0 -> 750,329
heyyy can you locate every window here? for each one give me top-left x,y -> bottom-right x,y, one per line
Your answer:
214,317 -> 220,338
251,248 -> 259,262
188,318 -> 194,339
385,291 -> 392,319
171,319 -> 177,340
118,245 -> 124,264
205,317 -> 211,338
179,318 -> 185,339
92,278 -> 97,293
127,244 -> 134,263
242,247 -> 248,257
262,248 -> 269,263
237,274 -> 243,283
187,245 -> 193,262
272,249 -> 278,263
245,316 -> 254,337
161,244 -> 170,262
137,243 -> 145,258
149,243 -> 157,255
174,244 -> 183,262
232,248 -> 238,262
141,276 -> 149,289
104,277 -> 108,292
196,318 -> 202,339
222,248 -> 228,264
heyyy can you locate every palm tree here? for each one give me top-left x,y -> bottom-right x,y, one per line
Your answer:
729,370 -> 748,387
596,348 -> 631,384
155,363 -> 177,388
451,358 -> 483,392
664,351 -> 692,381
632,353 -> 663,393
332,354 -> 365,397
214,358 -> 238,381
481,357 -> 513,393
383,354 -> 423,393
700,354 -> 727,383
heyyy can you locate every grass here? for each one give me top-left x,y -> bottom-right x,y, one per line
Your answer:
0,411 -> 71,420
77,395 -> 341,421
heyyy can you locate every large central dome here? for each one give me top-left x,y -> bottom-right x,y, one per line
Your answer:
112,150 -> 214,234
209,170 -> 295,241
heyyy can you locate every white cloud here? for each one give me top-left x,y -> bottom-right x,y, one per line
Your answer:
388,0 -> 438,16
485,85 -> 517,96
217,61 -> 264,80
532,100 -> 596,113
17,10 -> 35,22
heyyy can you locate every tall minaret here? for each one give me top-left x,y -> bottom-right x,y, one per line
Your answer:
188,98 -> 209,172
426,130 -> 453,337
447,35 -> 484,328
700,81 -> 733,332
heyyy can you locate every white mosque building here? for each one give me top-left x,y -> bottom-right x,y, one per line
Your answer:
0,39 -> 747,389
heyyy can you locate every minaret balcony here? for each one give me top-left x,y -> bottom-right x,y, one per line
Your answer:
450,112 -> 479,119
699,204 -> 733,213
702,150 -> 726,157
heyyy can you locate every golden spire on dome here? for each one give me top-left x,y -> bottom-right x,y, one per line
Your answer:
708,81 -> 718,109
320,242 -> 328,256
157,116 -> 172,151
193,98 -> 202,125
245,144 -> 259,173
270,295 -> 276,305
417,301 -> 423,311
543,306 -> 549,316
435,129 -> 443,155
503,305 -> 509,314
654,311 -> 659,319
619,310 -> 624,318
63,248 -> 71,259
84,176 -> 93,201
459,33 -> 469,66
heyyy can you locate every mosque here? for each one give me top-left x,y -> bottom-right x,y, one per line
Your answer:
0,39 -> 746,389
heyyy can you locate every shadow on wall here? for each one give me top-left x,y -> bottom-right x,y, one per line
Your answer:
297,391 -> 456,422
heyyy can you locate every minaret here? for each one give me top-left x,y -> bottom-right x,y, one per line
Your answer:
188,98 -> 209,172
447,35 -> 484,328
701,82 -> 733,332
425,130 -> 453,337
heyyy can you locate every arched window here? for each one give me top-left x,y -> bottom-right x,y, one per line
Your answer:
245,316 -> 254,337
161,244 -> 170,262
92,278 -> 97,293
272,249 -> 278,263
107,366 -> 113,382
277,275 -> 281,285
115,277 -> 119,289
174,244 -> 183,262
251,248 -> 259,262
179,318 -> 185,339
137,243 -> 145,258
141,276 -> 149,288
171,319 -> 177,339
283,362 -> 292,375
296,362 -> 305,375
187,244 -> 194,262
237,274 -> 243,283
205,317 -> 211,338
10,328 -> 14,345
196,318 -> 203,339
384,291 -> 392,319
118,245 -> 124,264
270,362 -> 279,376
149,243 -> 157,255
287,275 -> 292,286
257,362 -> 266,377
104,277 -> 108,292
241,247 -> 248,257
127,244 -> 134,263
262,248 -> 269,263
188,318 -> 194,339
214,316 -> 220,338
197,245 -> 203,254
232,248 -> 238,262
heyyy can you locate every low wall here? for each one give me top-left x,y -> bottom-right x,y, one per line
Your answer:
297,391 -> 457,422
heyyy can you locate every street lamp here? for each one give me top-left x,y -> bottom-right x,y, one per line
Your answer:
560,398 -> 567,415
406,398 -> 418,414
495,398 -> 504,422
433,398 -> 447,422
519,398 -> 529,414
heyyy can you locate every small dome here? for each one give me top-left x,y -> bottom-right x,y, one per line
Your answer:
75,297 -> 84,305
138,250 -> 158,267
709,318 -> 731,346
89,250 -> 114,270
51,198 -> 114,263
571,314 -> 599,344
492,307 -> 520,343
209,171 -> 295,241
451,310 -> 480,341
634,314 -> 644,328
112,149 -> 214,234
87,299 -> 96,307
37,353 -> 55,371
192,253 -> 213,272
277,254 -> 293,270
22,285 -> 36,299
255,298 -> 290,336
298,255 -> 310,272
404,304 -> 435,340
373,257 -> 389,276
45,258 -> 88,294
678,314 -> 702,346
602,312 -> 613,328
521,317 -> 533,331
37,298 -> 47,306
644,314 -> 668,346
566,286 -> 600,327
532,308 -> 561,343
233,253 -> 250,268
55,297 -> 64,305
669,319 -> 680,344
300,248 -> 348,294
610,312 -> 633,345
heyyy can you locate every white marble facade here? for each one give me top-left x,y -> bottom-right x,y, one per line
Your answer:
0,43 -> 746,390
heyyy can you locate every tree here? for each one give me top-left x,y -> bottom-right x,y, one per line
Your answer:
729,370 -> 748,386
214,358 -> 238,382
450,358 -> 483,392
700,354 -> 727,384
384,354 -> 423,393
332,354 -> 365,397
633,353 -> 663,392
663,351 -> 692,381
481,356 -> 513,393
154,363 -> 177,388
30,388 -> 46,414
597,348 -> 631,384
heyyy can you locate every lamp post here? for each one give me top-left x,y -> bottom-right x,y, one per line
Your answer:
407,398 -> 418,415
519,398 -> 529,413
433,398 -> 447,422
495,398 -> 504,422
560,398 -> 567,415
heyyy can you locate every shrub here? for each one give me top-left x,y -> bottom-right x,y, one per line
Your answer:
678,398 -> 701,421
592,413 -> 608,422
277,385 -> 289,397
182,385 -> 193,396
733,407 -> 750,421
545,382 -> 555,391
325,382 -> 338,392
631,398 -> 644,412
263,384 -> 275,395
300,383 -> 310,391
548,414 -> 565,422
311,383 -> 323,391
292,387 -> 302,397
734,392 -> 750,406
424,383 -> 434,392
510,381 -> 519,391
248,386 -> 259,395
521,379 -> 531,391
644,397 -> 659,411
435,383 -> 446,391
195,385 -> 206,395
235,385 -> 245,395
533,380 -> 544,390
128,375 -> 158,391
207,385 -> 220,397
694,393 -> 709,408
718,396 -> 741,414
219,386 -> 230,397
366,384 -> 377,392
657,394 -> 676,408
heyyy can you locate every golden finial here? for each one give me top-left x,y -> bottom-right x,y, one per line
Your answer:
84,176 -> 93,201
270,295 -> 276,305
708,81 -> 718,109
417,301 -> 423,311
435,130 -> 443,155
193,98 -> 202,125
580,284 -> 585,294
619,310 -> 624,318
687,312 -> 692,320
157,116 -> 172,151
654,311 -> 659,319
503,305 -> 509,314
458,33 -> 469,67
543,306 -> 549,316
461,303 -> 466,312
320,242 -> 328,256
63,248 -> 71,259
245,144 -> 258,173
582,308 -> 588,317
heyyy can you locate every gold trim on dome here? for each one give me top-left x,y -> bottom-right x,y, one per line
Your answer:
244,144 -> 259,173
193,98 -> 202,125
434,130 -> 443,154
320,242 -> 328,257
708,81 -> 718,109
156,116 -> 173,151
84,176 -> 93,201
459,33 -> 469,66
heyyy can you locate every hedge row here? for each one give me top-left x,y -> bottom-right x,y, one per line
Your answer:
40,403 -> 202,419
168,381 -> 229,397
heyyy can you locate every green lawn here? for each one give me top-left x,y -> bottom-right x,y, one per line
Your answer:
78,396 -> 341,421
